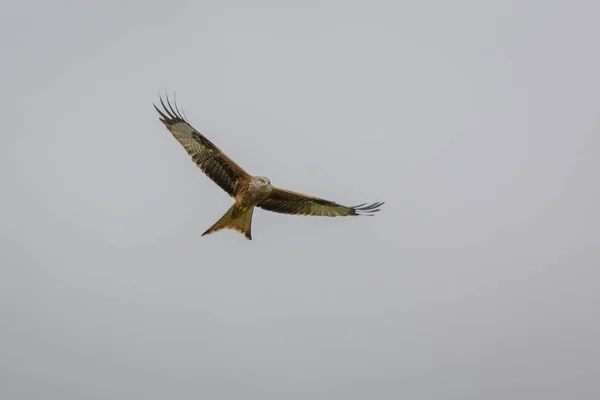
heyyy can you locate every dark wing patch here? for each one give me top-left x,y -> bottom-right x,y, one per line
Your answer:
258,187 -> 384,217
154,94 -> 250,196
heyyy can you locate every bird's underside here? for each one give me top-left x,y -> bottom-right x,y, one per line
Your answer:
154,93 -> 384,240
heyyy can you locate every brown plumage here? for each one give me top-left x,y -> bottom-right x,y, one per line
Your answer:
154,93 -> 384,240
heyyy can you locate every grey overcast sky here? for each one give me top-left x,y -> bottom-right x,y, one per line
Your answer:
2,1 -> 599,399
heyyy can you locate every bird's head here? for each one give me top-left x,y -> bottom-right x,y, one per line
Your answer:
256,176 -> 271,187
252,176 -> 272,193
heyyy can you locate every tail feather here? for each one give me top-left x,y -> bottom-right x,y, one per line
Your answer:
202,204 -> 254,240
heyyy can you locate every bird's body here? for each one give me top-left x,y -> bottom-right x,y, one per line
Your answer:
154,94 -> 383,240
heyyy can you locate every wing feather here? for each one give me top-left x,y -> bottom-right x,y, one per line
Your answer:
258,187 -> 384,217
154,94 -> 250,196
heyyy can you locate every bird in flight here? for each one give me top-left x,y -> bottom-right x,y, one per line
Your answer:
154,94 -> 384,240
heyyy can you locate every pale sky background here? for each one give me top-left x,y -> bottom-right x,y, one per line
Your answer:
2,1 -> 599,399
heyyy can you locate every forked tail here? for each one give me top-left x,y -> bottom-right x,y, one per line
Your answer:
202,204 -> 254,240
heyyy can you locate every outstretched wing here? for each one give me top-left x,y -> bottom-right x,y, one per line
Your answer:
258,187 -> 384,217
154,94 -> 250,196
